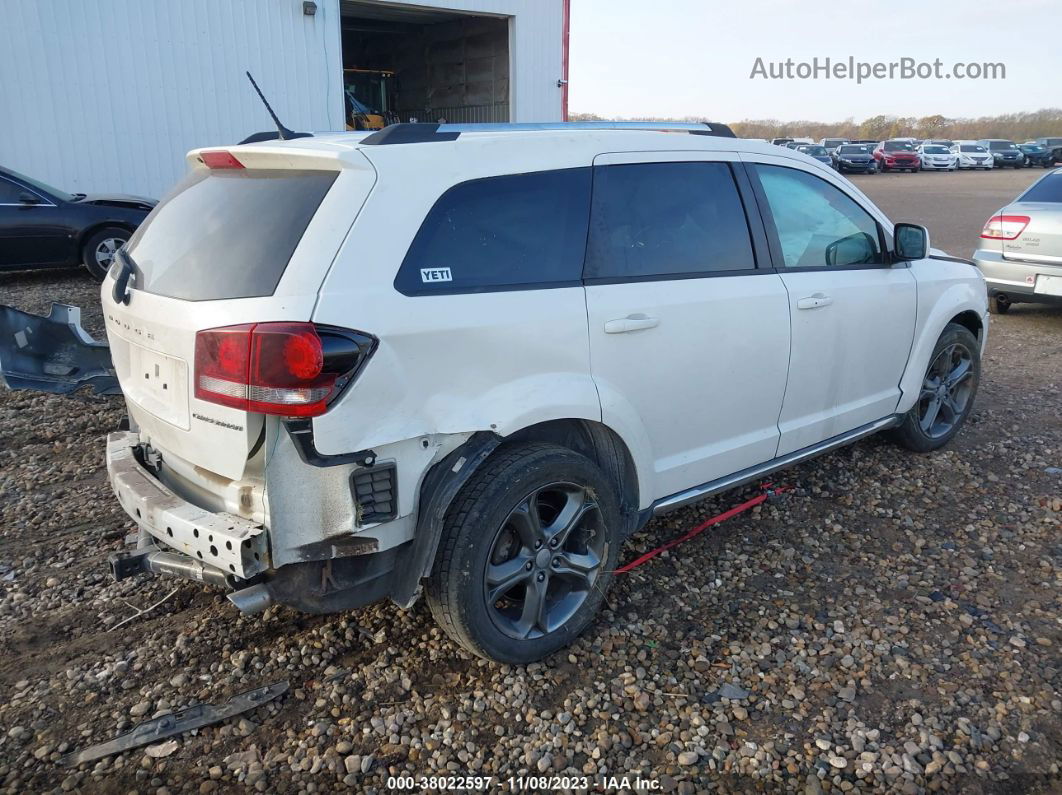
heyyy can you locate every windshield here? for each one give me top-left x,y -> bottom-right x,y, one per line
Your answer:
802,146 -> 828,156
838,145 -> 870,155
2,167 -> 74,202
923,146 -> 950,154
1021,145 -> 1046,153
883,141 -> 914,152
987,141 -> 1018,151
126,168 -> 338,301
960,144 -> 987,153
823,140 -> 847,147
1018,173 -> 1062,203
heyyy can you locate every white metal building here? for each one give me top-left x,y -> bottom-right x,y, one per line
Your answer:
0,0 -> 568,198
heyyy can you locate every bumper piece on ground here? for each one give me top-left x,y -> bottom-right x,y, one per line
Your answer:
0,303 -> 118,395
61,681 -> 289,767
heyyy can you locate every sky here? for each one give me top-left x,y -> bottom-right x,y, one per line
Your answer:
568,0 -> 1062,122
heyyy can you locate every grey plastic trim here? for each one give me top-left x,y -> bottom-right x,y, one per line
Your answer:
651,415 -> 901,515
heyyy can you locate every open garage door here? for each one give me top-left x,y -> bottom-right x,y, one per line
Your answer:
340,1 -> 510,128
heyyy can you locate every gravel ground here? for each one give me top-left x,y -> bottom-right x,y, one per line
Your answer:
1,262 -> 1060,794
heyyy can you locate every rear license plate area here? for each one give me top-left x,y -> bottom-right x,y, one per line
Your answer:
1034,274 -> 1062,297
127,344 -> 190,430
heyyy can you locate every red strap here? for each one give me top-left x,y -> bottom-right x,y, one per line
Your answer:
615,485 -> 789,574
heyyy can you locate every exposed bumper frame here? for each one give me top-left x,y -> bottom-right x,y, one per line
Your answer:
106,431 -> 269,579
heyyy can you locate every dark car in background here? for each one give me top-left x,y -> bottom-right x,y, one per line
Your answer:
1034,137 -> 1062,165
1020,143 -> 1053,168
874,140 -> 921,172
0,166 -> 155,280
978,139 -> 1025,169
831,144 -> 877,174
796,144 -> 834,166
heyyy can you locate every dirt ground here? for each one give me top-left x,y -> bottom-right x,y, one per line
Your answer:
0,167 -> 1059,794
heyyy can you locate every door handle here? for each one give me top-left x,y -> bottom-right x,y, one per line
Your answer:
603,314 -> 659,334
796,293 -> 833,310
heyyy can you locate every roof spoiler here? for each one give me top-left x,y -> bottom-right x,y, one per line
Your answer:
360,120 -> 736,145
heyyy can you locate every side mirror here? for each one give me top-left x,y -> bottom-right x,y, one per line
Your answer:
826,231 -> 879,266
17,192 -> 40,205
894,223 -> 929,260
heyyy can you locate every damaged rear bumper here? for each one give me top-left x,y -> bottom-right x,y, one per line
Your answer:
106,431 -> 269,579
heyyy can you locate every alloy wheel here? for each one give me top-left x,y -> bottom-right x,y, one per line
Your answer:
484,483 -> 605,640
918,342 -> 976,439
94,237 -> 126,268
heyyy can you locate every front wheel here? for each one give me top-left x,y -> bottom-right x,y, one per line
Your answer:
892,323 -> 980,453
426,443 -> 622,663
82,226 -> 130,281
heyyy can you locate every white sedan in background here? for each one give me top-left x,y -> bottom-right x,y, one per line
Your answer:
918,144 -> 958,171
952,142 -> 994,170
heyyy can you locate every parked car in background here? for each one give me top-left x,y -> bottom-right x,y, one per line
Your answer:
0,166 -> 155,279
796,144 -> 833,166
99,123 -> 987,663
874,140 -> 921,172
820,137 -> 849,154
1034,137 -> 1062,165
974,168 -> 1062,313
1019,143 -> 1053,168
978,139 -> 1025,169
917,143 -> 958,171
772,137 -> 795,146
925,139 -> 955,148
831,144 -> 877,174
952,142 -> 993,170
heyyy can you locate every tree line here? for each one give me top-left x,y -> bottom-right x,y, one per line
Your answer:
569,108 -> 1062,142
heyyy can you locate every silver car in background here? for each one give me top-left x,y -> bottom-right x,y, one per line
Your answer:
974,169 -> 1062,313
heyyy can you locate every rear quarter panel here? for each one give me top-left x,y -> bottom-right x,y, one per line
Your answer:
309,138 -> 603,458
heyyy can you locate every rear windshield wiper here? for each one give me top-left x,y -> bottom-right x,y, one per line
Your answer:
112,248 -> 136,305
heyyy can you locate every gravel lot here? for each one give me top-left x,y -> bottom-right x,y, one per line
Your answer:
1,168 -> 1060,794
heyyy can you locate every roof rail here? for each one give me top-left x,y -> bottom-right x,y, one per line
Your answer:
360,121 -> 736,145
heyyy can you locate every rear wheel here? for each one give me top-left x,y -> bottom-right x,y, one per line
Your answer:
426,443 -> 622,663
892,323 -> 980,453
82,226 -> 130,281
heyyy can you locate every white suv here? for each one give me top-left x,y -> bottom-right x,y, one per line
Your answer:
103,122 -> 988,663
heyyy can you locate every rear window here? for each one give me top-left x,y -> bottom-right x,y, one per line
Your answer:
395,168 -> 591,295
584,162 -> 755,279
125,168 -> 338,301
1018,173 -> 1062,203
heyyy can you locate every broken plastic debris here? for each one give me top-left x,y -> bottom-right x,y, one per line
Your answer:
62,681 -> 288,766
0,303 -> 118,395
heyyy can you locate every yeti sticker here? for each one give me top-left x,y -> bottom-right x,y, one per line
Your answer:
420,267 -> 453,283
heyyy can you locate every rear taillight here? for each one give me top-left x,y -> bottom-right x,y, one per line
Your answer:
199,150 -> 244,169
980,214 -> 1030,240
194,323 -> 375,417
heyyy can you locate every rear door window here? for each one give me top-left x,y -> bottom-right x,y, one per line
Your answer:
125,169 -> 338,301
395,168 -> 591,295
583,161 -> 756,280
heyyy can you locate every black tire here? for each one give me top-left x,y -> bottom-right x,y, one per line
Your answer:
426,443 -> 622,663
892,323 -> 980,453
82,226 -> 130,281
988,295 -> 1011,314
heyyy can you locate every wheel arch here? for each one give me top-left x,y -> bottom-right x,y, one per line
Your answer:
390,418 -> 645,609
896,281 -> 988,415
77,221 -> 137,257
